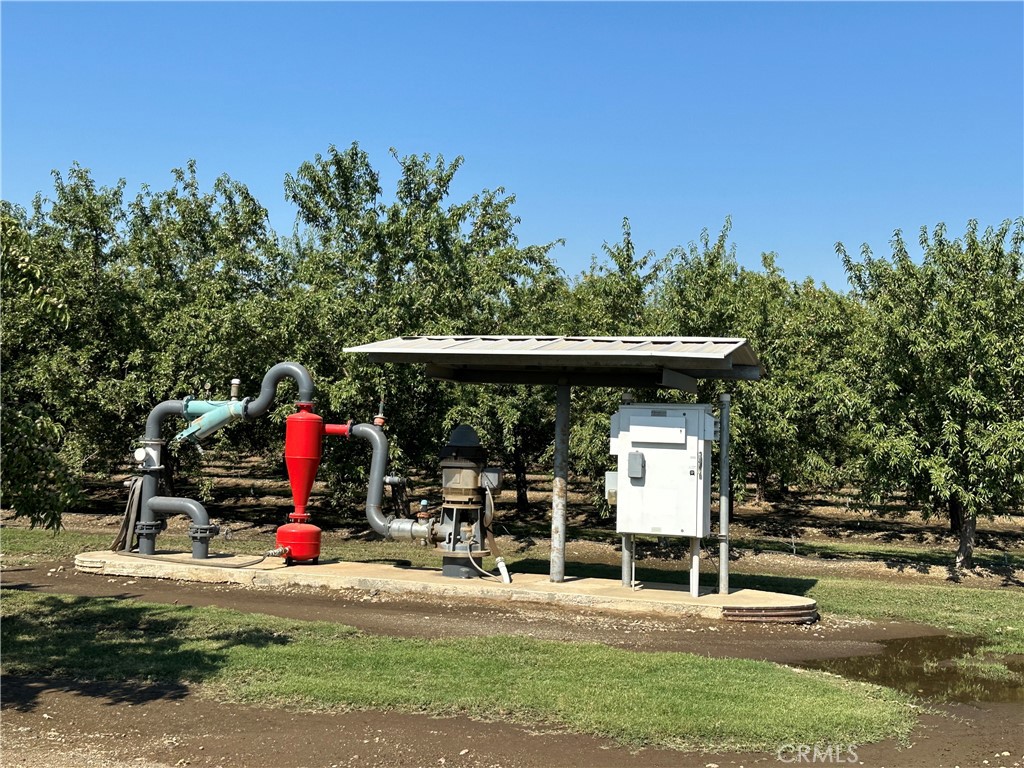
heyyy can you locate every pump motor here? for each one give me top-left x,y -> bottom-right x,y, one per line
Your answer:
435,425 -> 502,578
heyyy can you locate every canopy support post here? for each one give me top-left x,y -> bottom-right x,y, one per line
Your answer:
550,383 -> 570,583
719,393 -> 731,595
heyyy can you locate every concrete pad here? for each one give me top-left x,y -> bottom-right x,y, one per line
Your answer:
75,550 -> 818,623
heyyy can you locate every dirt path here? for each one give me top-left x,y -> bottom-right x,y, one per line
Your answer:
3,560 -> 1023,767
0,561 -> 947,662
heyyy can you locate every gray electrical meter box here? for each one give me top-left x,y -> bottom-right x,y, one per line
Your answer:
607,404 -> 716,537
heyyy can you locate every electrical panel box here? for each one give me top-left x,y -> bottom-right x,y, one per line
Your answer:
607,404 -> 716,538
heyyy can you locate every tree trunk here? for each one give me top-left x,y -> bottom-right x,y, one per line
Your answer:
755,471 -> 767,504
948,497 -> 962,535
953,495 -> 975,570
513,452 -> 530,515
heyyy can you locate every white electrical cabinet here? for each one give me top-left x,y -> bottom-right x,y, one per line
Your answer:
608,404 -> 716,537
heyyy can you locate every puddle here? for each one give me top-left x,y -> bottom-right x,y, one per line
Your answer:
801,634 -> 1024,703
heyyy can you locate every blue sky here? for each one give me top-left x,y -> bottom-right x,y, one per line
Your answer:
3,2 -> 1022,289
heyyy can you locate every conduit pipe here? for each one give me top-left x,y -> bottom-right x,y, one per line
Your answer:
144,496 -> 219,559
136,362 -> 315,555
245,362 -> 315,419
350,423 -> 431,542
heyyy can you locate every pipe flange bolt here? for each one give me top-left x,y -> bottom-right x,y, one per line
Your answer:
135,521 -> 164,535
188,524 -> 220,541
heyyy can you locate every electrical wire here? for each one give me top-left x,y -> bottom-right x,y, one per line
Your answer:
464,537 -> 502,581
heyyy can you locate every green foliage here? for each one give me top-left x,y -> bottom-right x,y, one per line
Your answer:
281,143 -> 561,498
1,162 -> 285,527
838,219 -> 1024,565
2,196 -> 100,527
655,221 -> 863,501
2,143 -> 1018,574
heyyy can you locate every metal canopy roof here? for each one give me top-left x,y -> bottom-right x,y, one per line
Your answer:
344,336 -> 762,391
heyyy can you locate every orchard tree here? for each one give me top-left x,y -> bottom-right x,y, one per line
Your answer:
562,220 -> 668,502
282,143 -> 561,492
655,220 -> 863,502
1,202 -> 81,528
1,162 -> 286,527
839,219 -> 1024,569
0,168 -> 146,528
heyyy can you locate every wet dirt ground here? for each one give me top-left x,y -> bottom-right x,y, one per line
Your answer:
2,560 -> 1022,768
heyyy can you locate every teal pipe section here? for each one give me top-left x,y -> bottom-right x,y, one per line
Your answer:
181,398 -> 238,417
135,362 -> 314,555
174,400 -> 247,444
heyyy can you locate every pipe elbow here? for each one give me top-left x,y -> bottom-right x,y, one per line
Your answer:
145,400 -> 185,441
145,495 -> 211,527
365,505 -> 390,538
245,362 -> 316,419
350,423 -> 391,538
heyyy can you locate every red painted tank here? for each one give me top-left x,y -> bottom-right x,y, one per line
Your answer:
284,403 -> 323,521
276,521 -> 321,564
279,403 -> 350,564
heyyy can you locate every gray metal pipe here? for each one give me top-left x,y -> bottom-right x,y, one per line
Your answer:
350,423 -> 392,538
388,517 -> 434,541
138,400 -> 186,553
144,496 -> 219,559
349,423 -> 432,542
146,495 -> 212,526
146,400 -> 186,441
245,362 -> 315,418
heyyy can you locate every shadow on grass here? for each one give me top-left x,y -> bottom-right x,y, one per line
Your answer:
0,589 -> 290,712
510,559 -> 818,596
1,674 -> 192,711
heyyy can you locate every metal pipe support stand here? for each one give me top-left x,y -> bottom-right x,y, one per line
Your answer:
621,533 -> 634,588
689,537 -> 700,598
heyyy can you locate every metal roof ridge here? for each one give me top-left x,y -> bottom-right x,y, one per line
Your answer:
356,335 -> 747,345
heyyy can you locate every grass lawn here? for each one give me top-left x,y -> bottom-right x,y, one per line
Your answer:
3,524 -> 1020,747
0,589 -> 915,751
802,578 -> 1024,655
